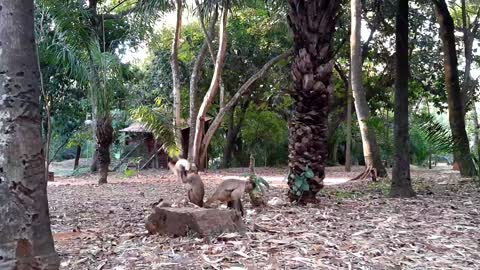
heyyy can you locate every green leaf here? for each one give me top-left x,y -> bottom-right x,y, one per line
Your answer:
304,168 -> 314,179
300,182 -> 310,191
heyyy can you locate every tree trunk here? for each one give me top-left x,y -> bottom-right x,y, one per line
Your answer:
391,0 -> 415,198
434,0 -> 476,176
171,0 -> 184,154
345,73 -> 353,172
192,2 -> 230,168
222,101 -> 250,168
350,0 -> 387,177
90,148 -> 98,172
286,0 -> 340,203
473,104 -> 480,158
199,50 -> 292,164
0,1 -> 60,268
96,117 -> 113,184
188,7 -> 219,163
74,145 -> 82,170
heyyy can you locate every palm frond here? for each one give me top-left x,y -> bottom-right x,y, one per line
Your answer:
416,113 -> 453,153
130,99 -> 180,157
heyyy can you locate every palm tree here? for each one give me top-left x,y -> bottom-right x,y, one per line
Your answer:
0,0 -> 59,268
286,1 -> 341,203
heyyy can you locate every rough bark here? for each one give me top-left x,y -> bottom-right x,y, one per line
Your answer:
286,0 -> 340,203
96,117 -> 113,184
0,0 -> 60,268
171,0 -> 184,154
345,78 -> 353,172
391,0 -> 415,198
199,50 -> 293,163
192,2 -> 230,169
350,0 -> 387,177
74,145 -> 82,170
434,0 -> 476,176
188,7 -> 219,163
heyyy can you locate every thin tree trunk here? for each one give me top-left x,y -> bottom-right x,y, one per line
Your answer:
345,73 -> 353,172
171,0 -> 184,154
222,101 -> 249,168
473,104 -> 480,158
0,0 -> 60,268
350,0 -> 387,177
188,7 -> 219,162
192,2 -> 230,168
286,0 -> 340,203
434,0 -> 476,176
391,0 -> 415,198
199,50 -> 293,163
74,145 -> 82,170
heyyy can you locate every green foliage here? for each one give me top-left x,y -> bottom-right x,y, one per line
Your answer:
290,166 -> 314,197
243,173 -> 270,193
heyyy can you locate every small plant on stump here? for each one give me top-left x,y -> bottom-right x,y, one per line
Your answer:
244,154 -> 270,207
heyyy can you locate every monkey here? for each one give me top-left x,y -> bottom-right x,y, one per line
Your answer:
168,159 -> 205,207
205,179 -> 256,216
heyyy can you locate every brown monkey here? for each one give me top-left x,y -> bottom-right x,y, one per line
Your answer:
205,179 -> 255,216
168,159 -> 205,207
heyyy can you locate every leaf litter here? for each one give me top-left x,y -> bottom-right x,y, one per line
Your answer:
48,165 -> 480,269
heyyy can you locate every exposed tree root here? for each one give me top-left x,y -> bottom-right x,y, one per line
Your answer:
350,165 -> 378,181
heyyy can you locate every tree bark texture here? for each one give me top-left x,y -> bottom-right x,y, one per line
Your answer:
0,0 -> 60,268
171,0 -> 184,155
199,49 -> 293,164
286,0 -> 340,203
96,117 -> 113,184
188,7 -> 218,162
192,2 -> 230,168
434,0 -> 476,176
391,0 -> 415,198
350,0 -> 387,177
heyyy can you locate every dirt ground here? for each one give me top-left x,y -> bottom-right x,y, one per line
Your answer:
47,164 -> 480,269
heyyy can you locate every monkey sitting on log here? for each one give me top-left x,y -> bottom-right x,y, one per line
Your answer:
168,159 -> 205,207
205,179 -> 255,216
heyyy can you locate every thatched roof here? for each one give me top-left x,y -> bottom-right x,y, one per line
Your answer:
119,122 -> 151,133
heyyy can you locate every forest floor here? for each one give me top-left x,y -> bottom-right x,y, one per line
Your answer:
47,162 -> 480,270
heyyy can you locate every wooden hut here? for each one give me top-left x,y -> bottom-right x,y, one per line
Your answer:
118,118 -> 212,170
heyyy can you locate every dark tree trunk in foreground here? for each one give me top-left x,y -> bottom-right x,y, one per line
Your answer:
0,0 -> 60,268
350,0 -> 387,178
74,145 -> 82,170
96,117 -> 113,184
391,0 -> 415,198
434,0 -> 476,177
286,0 -> 340,203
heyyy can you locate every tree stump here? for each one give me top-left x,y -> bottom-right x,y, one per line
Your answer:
145,207 -> 246,237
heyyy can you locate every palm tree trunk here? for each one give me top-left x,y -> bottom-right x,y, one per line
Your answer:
391,0 -> 415,198
0,0 -> 60,268
350,0 -> 387,178
96,117 -> 113,184
171,0 -> 184,155
434,0 -> 476,177
286,0 -> 340,203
